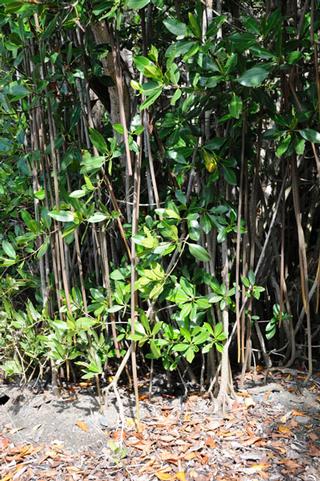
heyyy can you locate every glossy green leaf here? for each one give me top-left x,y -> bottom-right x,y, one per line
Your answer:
69,189 -> 86,199
223,167 -> 237,185
89,128 -> 108,153
140,87 -> 162,110
237,66 -> 269,87
229,93 -> 243,119
188,243 -> 211,262
127,0 -> 150,9
163,17 -> 188,37
87,212 -> 108,223
37,238 -> 50,258
300,129 -> 320,144
49,210 -> 75,223
276,134 -> 291,157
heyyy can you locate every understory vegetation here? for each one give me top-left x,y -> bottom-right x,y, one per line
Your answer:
0,0 -> 319,412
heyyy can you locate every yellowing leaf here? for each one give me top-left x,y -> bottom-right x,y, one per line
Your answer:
75,420 -> 89,432
248,462 -> 270,472
203,149 -> 218,173
278,424 -> 292,435
155,471 -> 172,480
176,471 -> 187,481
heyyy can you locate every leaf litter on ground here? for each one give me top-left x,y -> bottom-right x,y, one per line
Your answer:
0,369 -> 320,481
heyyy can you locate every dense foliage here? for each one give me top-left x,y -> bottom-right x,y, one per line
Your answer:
0,0 -> 319,409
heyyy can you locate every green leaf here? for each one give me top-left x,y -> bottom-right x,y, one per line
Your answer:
2,240 -> 16,259
214,322 -> 225,338
131,80 -> 141,91
34,188 -> 46,200
0,138 -> 12,153
134,55 -> 152,72
144,65 -> 163,80
265,324 -> 276,340
87,212 -> 108,223
188,12 -> 201,37
185,347 -> 195,363
108,305 -> 124,313
229,93 -> 243,119
140,87 -> 162,110
287,50 -> 302,64
84,176 -> 95,191
150,340 -> 161,359
173,343 -> 189,352
196,297 -> 211,309
295,137 -> 305,156
5,81 -> 29,99
276,134 -> 291,157
175,190 -> 187,205
300,129 -> 320,144
69,189 -> 86,199
155,208 -> 180,220
37,237 -> 50,258
204,137 -> 226,151
163,18 -> 188,37
89,128 -> 108,153
127,0 -> 150,9
153,242 -> 176,256
216,343 -> 224,353
49,210 -> 75,223
208,293 -> 223,303
76,317 -> 97,330
188,244 -> 211,262
113,123 -> 125,134
237,66 -> 269,87
170,88 -> 182,106
248,270 -> 256,285
110,269 -> 125,280
206,15 -> 227,37
80,152 -> 105,174
223,167 -> 237,185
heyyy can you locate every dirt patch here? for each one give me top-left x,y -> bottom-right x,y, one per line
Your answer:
0,384 -> 120,452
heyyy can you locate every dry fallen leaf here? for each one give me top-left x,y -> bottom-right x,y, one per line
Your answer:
205,436 -> 216,448
79,381 -> 93,388
154,470 -> 173,480
113,430 -> 127,440
309,432 -> 318,441
0,435 -> 10,449
160,451 -> 180,464
309,444 -> 320,457
278,458 -> 301,471
291,410 -> 305,416
206,419 -> 221,430
75,420 -> 89,432
237,390 -> 250,398
245,397 -> 255,409
160,434 -> 177,443
139,393 -> 149,401
241,436 -> 262,447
